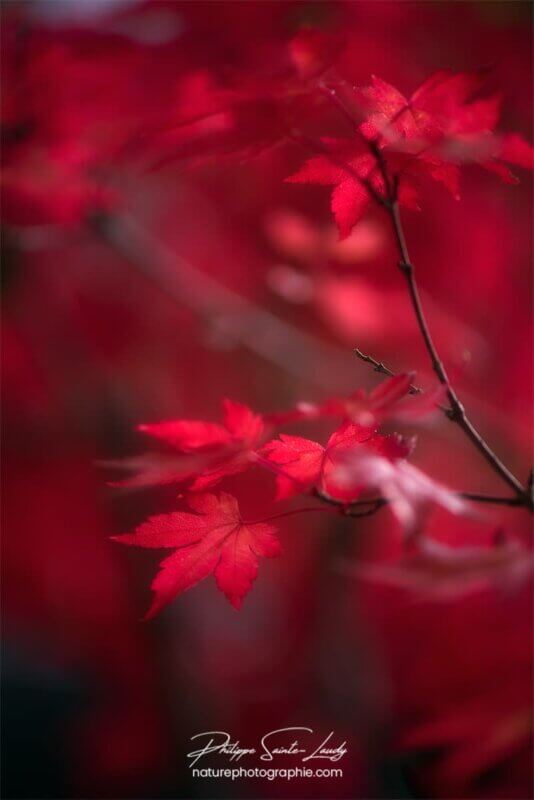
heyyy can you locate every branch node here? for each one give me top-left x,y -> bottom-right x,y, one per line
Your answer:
398,259 -> 414,276
448,401 -> 466,423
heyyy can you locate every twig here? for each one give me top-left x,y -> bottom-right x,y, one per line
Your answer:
353,348 -> 422,395
354,347 -> 455,416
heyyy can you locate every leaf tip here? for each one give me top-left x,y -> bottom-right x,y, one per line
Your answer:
228,595 -> 244,610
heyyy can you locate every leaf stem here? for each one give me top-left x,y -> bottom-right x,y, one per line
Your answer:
244,506 -> 340,525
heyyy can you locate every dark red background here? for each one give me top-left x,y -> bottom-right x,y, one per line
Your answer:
1,2 -> 532,798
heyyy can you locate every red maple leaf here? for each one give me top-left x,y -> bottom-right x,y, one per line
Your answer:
357,70 -> 534,178
286,137 -> 422,239
287,70 -> 533,238
113,492 -> 281,617
260,421 -> 412,501
356,71 -> 493,143
138,399 -> 264,490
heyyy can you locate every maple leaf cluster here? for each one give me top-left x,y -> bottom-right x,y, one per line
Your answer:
287,69 -> 534,238
112,378 -> 480,616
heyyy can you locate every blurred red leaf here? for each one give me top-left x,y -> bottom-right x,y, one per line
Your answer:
138,399 -> 264,490
344,536 -> 533,598
333,450 -> 470,535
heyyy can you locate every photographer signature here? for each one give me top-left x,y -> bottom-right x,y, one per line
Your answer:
187,728 -> 347,767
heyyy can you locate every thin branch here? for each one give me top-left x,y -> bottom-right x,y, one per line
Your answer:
315,487 -> 526,511
461,492 -> 524,507
363,145 -> 532,510
313,490 -> 388,519
388,197 -> 531,508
